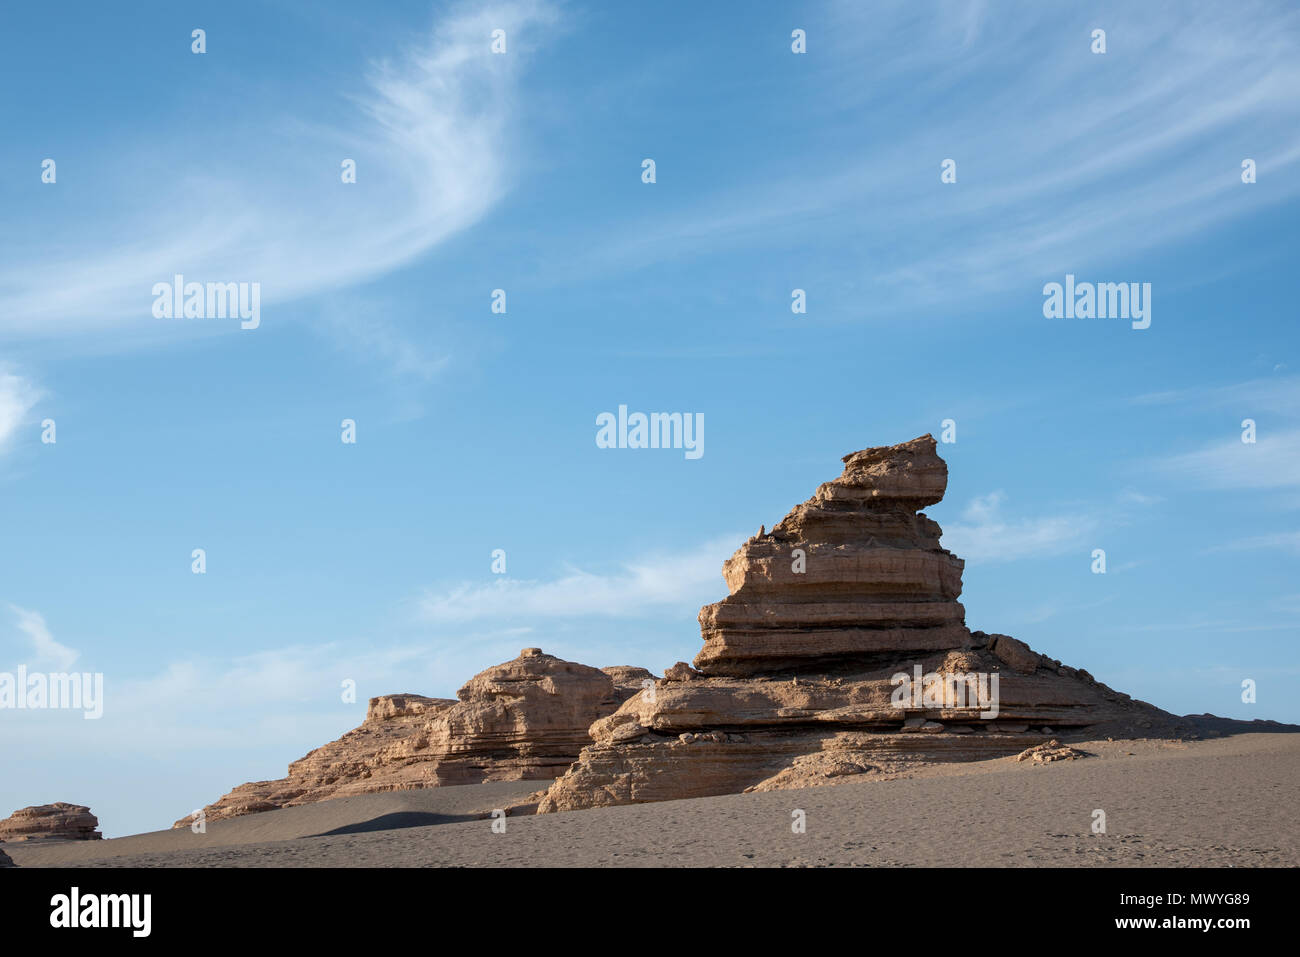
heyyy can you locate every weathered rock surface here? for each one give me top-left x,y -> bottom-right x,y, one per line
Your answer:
0,803 -> 102,841
177,650 -> 655,828
1016,739 -> 1090,764
696,435 -> 968,676
540,435 -> 1190,812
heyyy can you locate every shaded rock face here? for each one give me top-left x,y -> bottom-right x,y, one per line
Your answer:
0,847 -> 13,867
0,803 -> 102,841
176,651 -> 655,828
540,435 -> 1188,812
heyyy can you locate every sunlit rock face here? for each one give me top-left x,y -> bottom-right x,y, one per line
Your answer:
540,436 -> 1186,813
176,650 -> 655,828
697,434 -> 968,677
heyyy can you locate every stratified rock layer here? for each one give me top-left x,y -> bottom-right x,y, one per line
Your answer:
540,436 -> 1190,812
0,803 -> 102,841
177,650 -> 654,827
697,435 -> 967,675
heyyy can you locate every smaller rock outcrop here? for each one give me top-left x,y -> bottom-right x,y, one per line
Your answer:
176,650 -> 656,827
0,803 -> 102,841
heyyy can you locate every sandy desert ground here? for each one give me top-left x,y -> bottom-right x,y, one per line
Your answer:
5,732 -> 1296,868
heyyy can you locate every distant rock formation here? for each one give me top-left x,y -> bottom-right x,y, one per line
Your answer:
540,435 -> 1191,812
0,803 -> 102,841
176,649 -> 655,827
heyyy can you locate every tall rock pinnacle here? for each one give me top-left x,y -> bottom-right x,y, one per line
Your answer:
697,434 -> 969,675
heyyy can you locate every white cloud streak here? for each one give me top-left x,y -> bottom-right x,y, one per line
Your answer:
566,0 -> 1300,308
1208,530 -> 1300,555
942,491 -> 1097,563
1133,377 -> 1300,417
6,604 -> 79,671
1158,429 -> 1300,492
0,367 -> 41,452
419,536 -> 740,624
0,0 -> 557,342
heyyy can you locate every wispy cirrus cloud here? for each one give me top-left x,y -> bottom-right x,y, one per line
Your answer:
941,491 -> 1097,564
419,536 -> 740,624
6,604 -> 78,671
0,0 -> 558,343
1133,376 -> 1300,417
1133,377 -> 1300,499
1156,429 -> 1300,492
1206,530 -> 1300,555
563,0 -> 1300,309
1117,488 -> 1163,507
0,367 -> 41,453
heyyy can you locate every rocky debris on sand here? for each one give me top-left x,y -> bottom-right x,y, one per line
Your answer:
540,435 -> 1186,812
0,803 -> 102,841
1015,739 -> 1089,764
176,651 -> 656,828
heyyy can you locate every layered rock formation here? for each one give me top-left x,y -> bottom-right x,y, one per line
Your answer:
540,435 -> 1189,811
0,803 -> 102,841
177,649 -> 654,827
697,435 -> 967,675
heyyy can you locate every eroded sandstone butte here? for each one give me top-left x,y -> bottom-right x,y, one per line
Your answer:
0,803 -> 102,841
177,649 -> 654,827
540,435 -> 1192,811
697,435 -> 966,675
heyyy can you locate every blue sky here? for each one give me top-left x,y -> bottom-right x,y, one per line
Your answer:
2,0 -> 1297,837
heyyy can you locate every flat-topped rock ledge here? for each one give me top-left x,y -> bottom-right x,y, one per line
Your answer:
0,803 -> 102,842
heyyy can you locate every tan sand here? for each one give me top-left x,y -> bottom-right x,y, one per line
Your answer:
2,781 -> 542,866
7,733 -> 1297,867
